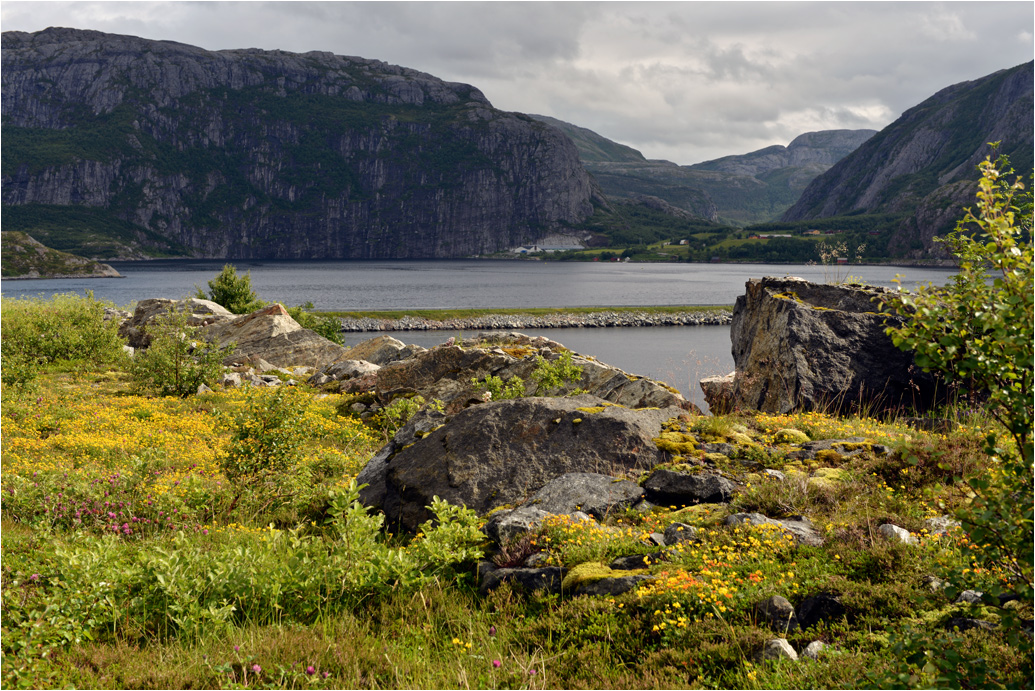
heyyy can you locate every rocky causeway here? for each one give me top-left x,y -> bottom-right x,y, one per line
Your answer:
337,309 -> 733,332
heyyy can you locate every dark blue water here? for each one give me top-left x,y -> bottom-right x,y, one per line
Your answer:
2,260 -> 955,411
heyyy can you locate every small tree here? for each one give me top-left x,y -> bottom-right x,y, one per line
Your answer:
877,155 -> 1033,688
198,264 -> 264,314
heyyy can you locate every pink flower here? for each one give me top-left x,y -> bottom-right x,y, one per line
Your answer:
252,664 -> 261,674
306,666 -> 316,675
492,660 -> 501,668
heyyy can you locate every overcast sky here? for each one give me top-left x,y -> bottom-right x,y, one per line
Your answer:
2,1 -> 1032,164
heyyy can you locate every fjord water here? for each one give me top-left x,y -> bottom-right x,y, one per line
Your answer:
2,260 -> 955,407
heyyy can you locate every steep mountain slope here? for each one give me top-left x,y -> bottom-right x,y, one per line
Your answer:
783,61 -> 1033,257
1,28 -> 601,260
532,115 -> 874,226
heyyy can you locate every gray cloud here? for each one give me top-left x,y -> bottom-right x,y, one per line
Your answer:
2,1 -> 1031,163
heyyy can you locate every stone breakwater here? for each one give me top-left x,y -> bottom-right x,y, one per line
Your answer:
338,309 -> 733,332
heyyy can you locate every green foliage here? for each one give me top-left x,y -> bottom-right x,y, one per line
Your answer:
471,373 -> 527,401
530,350 -> 584,395
198,264 -> 265,314
879,155 -> 1034,687
1,293 -> 126,388
221,387 -> 309,484
127,308 -> 227,398
470,350 -> 584,401
285,302 -> 344,345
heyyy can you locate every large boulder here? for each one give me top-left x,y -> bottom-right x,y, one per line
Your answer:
119,298 -> 233,348
359,394 -> 684,531
375,333 -> 696,413
342,335 -> 426,366
203,304 -> 350,369
729,277 -> 943,414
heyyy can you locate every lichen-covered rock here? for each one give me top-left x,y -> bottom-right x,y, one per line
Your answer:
343,336 -> 425,366
204,303 -> 350,369
483,506 -> 552,546
700,372 -> 736,414
360,394 -> 682,531
729,277 -> 944,414
642,468 -> 736,507
725,512 -> 825,547
523,473 -> 645,519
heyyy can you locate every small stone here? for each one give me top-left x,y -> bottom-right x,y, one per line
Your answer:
955,589 -> 984,604
802,641 -> 826,660
197,383 -> 213,394
878,523 -> 917,545
755,638 -> 798,662
663,522 -> 698,546
755,595 -> 798,632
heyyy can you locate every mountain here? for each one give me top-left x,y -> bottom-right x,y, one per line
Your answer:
532,115 -> 875,226
782,62 -> 1033,257
1,231 -> 122,279
1,28 -> 601,260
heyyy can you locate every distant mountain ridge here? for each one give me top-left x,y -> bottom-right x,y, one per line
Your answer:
1,27 -> 601,260
783,61 -> 1033,257
531,115 -> 875,226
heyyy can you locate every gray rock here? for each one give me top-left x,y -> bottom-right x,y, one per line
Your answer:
646,532 -> 667,547
643,469 -> 736,506
878,523 -> 917,545
923,515 -> 962,536
946,617 -> 996,632
222,372 -> 243,388
802,641 -> 827,660
574,575 -> 654,597
762,469 -> 786,481
343,336 -> 424,367
205,304 -> 350,370
609,553 -> 664,570
663,522 -> 699,546
362,395 -> 682,531
355,407 -> 448,511
197,383 -> 213,394
478,567 -> 566,597
700,372 -> 736,415
724,512 -> 825,547
756,638 -> 798,662
755,595 -> 798,633
730,277 -> 945,415
524,473 -> 644,520
955,589 -> 985,605
483,506 -> 552,546
308,358 -> 380,385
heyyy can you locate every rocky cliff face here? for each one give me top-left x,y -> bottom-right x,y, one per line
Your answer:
782,62 -> 1033,257
1,28 -> 601,259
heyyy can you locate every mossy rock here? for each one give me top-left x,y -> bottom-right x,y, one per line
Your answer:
730,431 -> 755,446
703,452 -> 730,465
808,467 -> 852,490
815,449 -> 844,464
653,431 -> 699,455
561,561 -> 614,591
774,428 -> 810,444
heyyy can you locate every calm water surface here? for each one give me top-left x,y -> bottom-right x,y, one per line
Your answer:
1,259 -> 955,311
2,260 -> 955,412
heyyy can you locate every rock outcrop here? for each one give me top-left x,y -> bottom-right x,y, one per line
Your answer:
357,394 -> 684,531
118,298 -> 349,369
1,231 -> 122,279
1,28 -> 601,260
371,332 -> 695,414
727,276 -> 942,415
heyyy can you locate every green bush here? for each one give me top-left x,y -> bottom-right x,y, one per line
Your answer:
0,293 -> 125,386
197,264 -> 264,314
879,155 -> 1033,688
128,308 -> 227,397
221,387 -> 309,484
